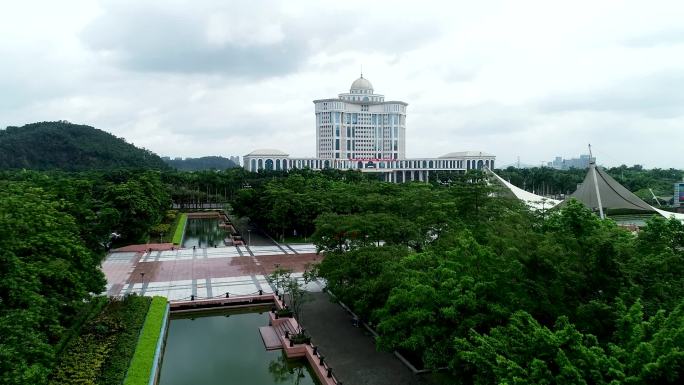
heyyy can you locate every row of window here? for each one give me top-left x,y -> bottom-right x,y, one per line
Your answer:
317,112 -> 405,125
249,158 -> 494,172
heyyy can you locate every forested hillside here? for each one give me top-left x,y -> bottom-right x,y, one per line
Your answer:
0,121 -> 168,170
163,156 -> 237,171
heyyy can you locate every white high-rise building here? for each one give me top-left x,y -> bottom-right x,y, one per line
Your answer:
243,74 -> 495,183
313,74 -> 406,160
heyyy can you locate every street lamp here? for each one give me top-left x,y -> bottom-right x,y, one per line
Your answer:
248,229 -> 251,245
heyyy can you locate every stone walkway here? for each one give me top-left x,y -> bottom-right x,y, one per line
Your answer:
302,292 -> 423,385
101,243 -> 322,299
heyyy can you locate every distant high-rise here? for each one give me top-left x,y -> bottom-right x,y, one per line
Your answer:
547,154 -> 595,170
313,75 -> 406,160
675,182 -> 684,207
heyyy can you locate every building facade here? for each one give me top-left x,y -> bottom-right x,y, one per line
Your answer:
675,182 -> 684,207
314,75 -> 406,160
547,154 -> 595,170
243,75 -> 495,182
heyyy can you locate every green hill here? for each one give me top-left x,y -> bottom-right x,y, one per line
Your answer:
163,156 -> 237,171
0,121 -> 169,170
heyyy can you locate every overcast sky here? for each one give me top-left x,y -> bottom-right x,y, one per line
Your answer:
1,0 -> 683,168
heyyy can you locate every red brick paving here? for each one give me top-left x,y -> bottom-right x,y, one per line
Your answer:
257,253 -> 322,275
101,254 -> 140,286
103,252 -> 322,285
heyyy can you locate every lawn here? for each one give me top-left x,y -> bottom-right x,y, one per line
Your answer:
170,213 -> 187,245
123,296 -> 168,385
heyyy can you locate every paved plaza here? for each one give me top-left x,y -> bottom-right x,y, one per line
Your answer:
102,243 -> 323,299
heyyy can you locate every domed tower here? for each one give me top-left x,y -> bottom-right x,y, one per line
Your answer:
313,74 -> 406,160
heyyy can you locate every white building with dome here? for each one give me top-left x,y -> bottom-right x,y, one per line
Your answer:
243,74 -> 495,182
314,74 -> 406,160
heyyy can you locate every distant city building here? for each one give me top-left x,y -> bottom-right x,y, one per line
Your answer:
675,182 -> 684,207
547,154 -> 595,170
243,74 -> 495,182
229,156 -> 240,166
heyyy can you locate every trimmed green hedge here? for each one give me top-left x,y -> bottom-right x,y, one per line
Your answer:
48,295 -> 151,385
123,296 -> 168,385
171,213 -> 187,245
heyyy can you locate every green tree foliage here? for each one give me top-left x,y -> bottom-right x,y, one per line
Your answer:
103,172 -> 170,243
0,168 -> 170,385
163,156 -> 237,171
162,168 -> 253,208
454,301 -> 684,385
0,121 -> 169,171
454,311 -> 624,385
0,183 -> 106,385
316,181 -> 684,382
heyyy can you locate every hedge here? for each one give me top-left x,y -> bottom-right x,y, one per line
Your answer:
123,296 -> 168,385
171,213 -> 187,245
48,295 -> 151,385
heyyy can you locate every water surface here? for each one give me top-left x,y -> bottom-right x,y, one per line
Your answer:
159,309 -> 319,385
182,218 -> 226,248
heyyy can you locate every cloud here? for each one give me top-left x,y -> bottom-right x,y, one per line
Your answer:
2,0 -> 684,169
80,0 -> 443,79
537,71 -> 684,119
81,1 -> 309,78
623,28 -> 684,48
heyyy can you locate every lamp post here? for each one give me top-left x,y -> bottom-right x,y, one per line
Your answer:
247,229 -> 251,245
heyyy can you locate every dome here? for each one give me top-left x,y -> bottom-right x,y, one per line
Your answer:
245,149 -> 289,157
350,76 -> 373,92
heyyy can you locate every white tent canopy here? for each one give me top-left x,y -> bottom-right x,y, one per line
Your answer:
489,170 -> 561,210
489,166 -> 684,223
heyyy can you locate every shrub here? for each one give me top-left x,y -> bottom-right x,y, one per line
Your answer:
48,295 -> 151,385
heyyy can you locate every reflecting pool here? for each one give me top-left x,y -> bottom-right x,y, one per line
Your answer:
159,308 -> 320,385
181,218 -> 226,248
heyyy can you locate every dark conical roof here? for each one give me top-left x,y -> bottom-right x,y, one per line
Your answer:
568,164 -> 653,211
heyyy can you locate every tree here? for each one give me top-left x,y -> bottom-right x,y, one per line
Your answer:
0,182 -> 105,385
267,265 -> 317,337
453,311 -> 624,385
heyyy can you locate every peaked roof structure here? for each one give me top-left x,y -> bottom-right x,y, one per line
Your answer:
569,164 -> 654,212
490,164 -> 684,222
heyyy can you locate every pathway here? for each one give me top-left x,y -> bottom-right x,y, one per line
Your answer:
302,292 -> 423,385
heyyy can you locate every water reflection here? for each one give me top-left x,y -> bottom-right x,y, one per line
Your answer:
182,218 -> 226,248
159,310 -> 320,385
268,354 -> 308,384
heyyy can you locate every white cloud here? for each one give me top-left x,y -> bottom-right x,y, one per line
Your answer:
1,0 -> 683,168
